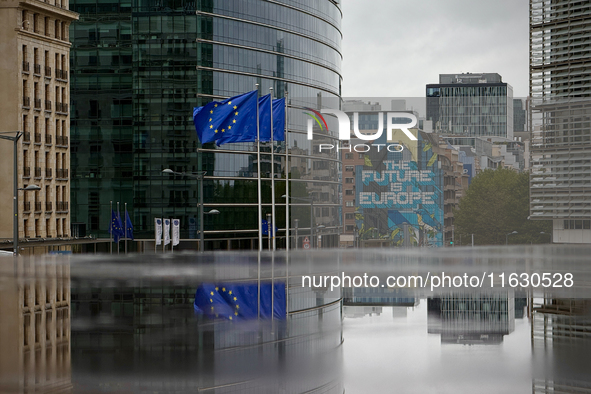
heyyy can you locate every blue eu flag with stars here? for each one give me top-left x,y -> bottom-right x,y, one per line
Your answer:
194,282 -> 286,320
258,95 -> 285,142
193,90 -> 258,146
109,210 -> 124,243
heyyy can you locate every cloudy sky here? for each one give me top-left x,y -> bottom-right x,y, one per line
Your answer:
340,0 -> 529,98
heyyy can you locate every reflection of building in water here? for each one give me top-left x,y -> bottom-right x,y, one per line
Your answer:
343,287 -> 417,307
532,298 -> 591,343
69,257 -> 343,393
343,306 -> 383,318
0,257 -> 71,393
532,298 -> 591,393
428,292 -> 515,344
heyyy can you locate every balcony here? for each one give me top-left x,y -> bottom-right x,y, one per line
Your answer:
24,202 -> 31,212
34,99 -> 41,110
45,168 -> 52,178
23,97 -> 30,108
23,167 -> 31,178
56,201 -> 68,212
56,168 -> 69,179
56,135 -> 68,146
34,133 -> 41,144
34,167 -> 41,178
56,102 -> 68,114
45,134 -> 52,145
45,202 -> 52,212
33,64 -> 41,75
45,100 -> 52,112
45,66 -> 51,78
34,202 -> 42,212
23,132 -> 30,143
55,69 -> 68,81
22,61 -> 30,73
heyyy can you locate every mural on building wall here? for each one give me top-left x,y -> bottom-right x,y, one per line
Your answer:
355,130 -> 444,247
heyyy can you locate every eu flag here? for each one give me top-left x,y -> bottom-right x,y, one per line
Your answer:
194,282 -> 286,320
193,90 -> 258,145
125,210 -> 134,240
258,95 -> 285,142
109,210 -> 124,243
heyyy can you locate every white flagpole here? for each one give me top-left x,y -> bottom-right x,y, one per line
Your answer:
117,201 -> 120,254
270,87 -> 276,251
171,218 -> 174,253
256,84 -> 263,252
284,90 -> 289,251
124,203 -> 128,254
284,90 -> 289,317
110,200 -> 113,254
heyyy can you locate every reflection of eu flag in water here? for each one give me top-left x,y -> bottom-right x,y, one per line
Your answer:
193,90 -> 258,145
194,282 -> 286,320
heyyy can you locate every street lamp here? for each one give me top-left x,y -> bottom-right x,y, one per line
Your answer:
162,169 -> 209,252
282,195 -> 314,248
505,230 -> 518,245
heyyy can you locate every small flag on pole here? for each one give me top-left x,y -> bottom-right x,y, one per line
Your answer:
155,218 -> 162,246
125,209 -> 134,240
110,210 -> 124,243
172,219 -> 180,246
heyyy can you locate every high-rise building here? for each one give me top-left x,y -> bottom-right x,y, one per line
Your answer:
69,0 -> 343,249
426,73 -> 514,144
0,0 -> 77,251
529,1 -> 591,243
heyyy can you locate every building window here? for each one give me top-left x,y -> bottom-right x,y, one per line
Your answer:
358,153 -> 364,159
345,153 -> 353,160
345,177 -> 354,183
345,201 -> 355,207
346,225 -> 355,232
345,166 -> 354,172
345,189 -> 354,195
345,213 -> 355,220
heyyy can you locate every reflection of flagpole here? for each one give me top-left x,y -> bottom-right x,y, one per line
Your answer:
110,200 -> 113,254
171,218 -> 174,253
124,203 -> 128,254
270,87 -> 276,251
256,84 -> 262,252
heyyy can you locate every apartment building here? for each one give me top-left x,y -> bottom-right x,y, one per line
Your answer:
0,0 -> 78,244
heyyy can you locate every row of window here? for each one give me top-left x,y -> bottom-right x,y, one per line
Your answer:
22,10 -> 69,40
23,217 -> 69,239
563,220 -> 591,229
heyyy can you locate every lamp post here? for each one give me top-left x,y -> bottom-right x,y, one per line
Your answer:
506,230 -> 518,245
162,169 -> 217,252
283,195 -> 314,248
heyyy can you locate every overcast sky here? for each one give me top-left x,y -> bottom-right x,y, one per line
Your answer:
340,0 -> 529,98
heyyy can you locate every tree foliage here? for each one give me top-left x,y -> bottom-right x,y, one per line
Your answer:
454,168 -> 552,245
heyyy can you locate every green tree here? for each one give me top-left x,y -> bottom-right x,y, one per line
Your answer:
454,168 -> 551,245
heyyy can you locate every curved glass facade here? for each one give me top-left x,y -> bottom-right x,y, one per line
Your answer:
70,0 -> 342,248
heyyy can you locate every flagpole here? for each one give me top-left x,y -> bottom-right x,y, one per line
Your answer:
117,202 -> 120,254
284,89 -> 289,317
110,200 -> 113,254
171,218 -> 174,253
256,84 -> 262,252
270,87 -> 276,251
124,203 -> 128,254
284,90 -> 289,251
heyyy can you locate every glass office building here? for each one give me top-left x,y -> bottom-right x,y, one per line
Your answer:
69,0 -> 343,248
426,73 -> 514,144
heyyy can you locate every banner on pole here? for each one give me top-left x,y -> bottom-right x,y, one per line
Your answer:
164,219 -> 171,245
155,218 -> 162,246
172,219 -> 180,246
